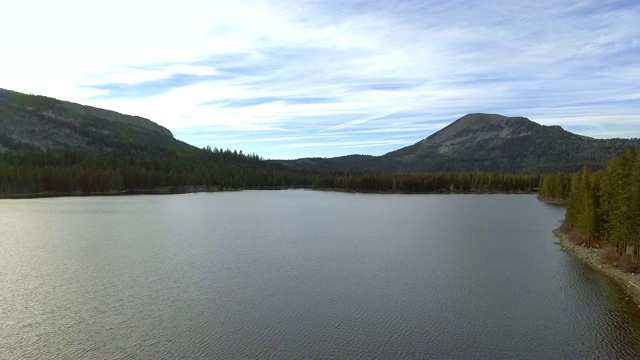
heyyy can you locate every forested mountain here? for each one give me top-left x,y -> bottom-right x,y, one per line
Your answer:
2,89 -> 638,174
1,88 -> 637,197
0,88 -> 178,155
283,114 -> 640,173
0,89 -> 315,195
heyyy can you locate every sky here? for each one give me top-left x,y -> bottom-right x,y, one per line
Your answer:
1,0 -> 639,159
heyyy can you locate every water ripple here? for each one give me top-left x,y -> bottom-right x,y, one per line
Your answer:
1,192 -> 640,359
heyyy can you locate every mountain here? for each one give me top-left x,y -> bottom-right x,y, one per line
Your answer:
0,88 -> 180,155
2,88 -> 638,176
0,88 -> 317,196
284,113 -> 640,173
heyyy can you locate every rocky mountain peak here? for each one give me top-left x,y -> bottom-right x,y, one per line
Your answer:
421,113 -> 539,155
427,113 -> 534,142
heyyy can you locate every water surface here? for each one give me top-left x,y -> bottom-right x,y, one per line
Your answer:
1,191 -> 639,359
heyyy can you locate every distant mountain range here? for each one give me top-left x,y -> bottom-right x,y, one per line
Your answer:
1,88 -> 639,173
283,113 -> 640,173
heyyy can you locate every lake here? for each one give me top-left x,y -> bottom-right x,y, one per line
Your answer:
1,191 -> 640,359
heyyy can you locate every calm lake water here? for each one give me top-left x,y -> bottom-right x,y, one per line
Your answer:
1,191 -> 640,359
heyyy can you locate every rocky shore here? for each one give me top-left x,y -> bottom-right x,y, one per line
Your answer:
555,229 -> 640,307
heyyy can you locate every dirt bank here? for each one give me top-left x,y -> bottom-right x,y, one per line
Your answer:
555,229 -> 640,308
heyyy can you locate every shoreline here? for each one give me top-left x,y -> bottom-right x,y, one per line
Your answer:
0,188 -> 212,199
554,229 -> 640,308
0,188 -> 537,200
0,186 -> 306,199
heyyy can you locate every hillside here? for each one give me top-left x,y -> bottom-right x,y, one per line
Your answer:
0,88 -> 178,155
2,88 -> 639,197
284,113 -> 640,173
0,88 -> 313,196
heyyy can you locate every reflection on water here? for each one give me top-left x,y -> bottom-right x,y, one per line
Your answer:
1,191 -> 639,359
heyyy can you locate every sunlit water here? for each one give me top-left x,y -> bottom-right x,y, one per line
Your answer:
1,191 -> 640,359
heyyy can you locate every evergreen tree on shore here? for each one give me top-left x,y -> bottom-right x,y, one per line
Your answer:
537,173 -> 572,204
541,148 -> 640,260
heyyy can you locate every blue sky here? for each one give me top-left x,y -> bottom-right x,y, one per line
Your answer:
1,0 -> 639,159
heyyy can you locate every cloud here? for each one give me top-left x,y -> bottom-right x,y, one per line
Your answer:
88,73 -> 228,99
1,0 -> 639,159
321,111 -> 398,132
202,96 -> 335,108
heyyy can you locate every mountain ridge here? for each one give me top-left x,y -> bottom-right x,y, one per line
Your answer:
0,88 -> 173,154
1,88 -> 639,174
285,113 -> 640,173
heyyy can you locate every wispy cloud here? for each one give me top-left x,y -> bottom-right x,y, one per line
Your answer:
321,111 -> 398,132
89,73 -> 228,99
1,0 -> 639,159
202,96 -> 335,108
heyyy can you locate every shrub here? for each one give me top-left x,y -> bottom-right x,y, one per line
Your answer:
618,254 -> 640,273
599,248 -> 620,263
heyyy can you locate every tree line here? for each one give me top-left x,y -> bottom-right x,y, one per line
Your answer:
0,148 -> 314,195
538,148 -> 640,261
314,172 -> 540,193
537,172 -> 572,204
0,147 -> 543,197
